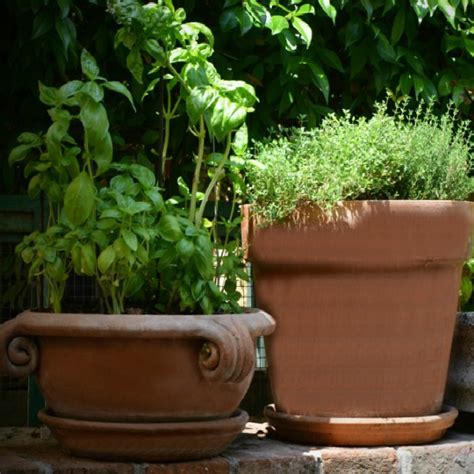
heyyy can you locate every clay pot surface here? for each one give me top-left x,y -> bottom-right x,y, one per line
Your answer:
0,310 -> 275,422
445,312 -> 474,413
264,404 -> 458,446
38,408 -> 248,462
245,201 -> 473,419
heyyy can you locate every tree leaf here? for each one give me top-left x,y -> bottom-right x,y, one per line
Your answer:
391,8 -> 405,45
292,17 -> 312,46
438,72 -> 454,97
360,0 -> 373,21
32,11 -> 53,39
103,81 -> 136,111
81,49 -> 100,81
318,0 -> 337,24
270,15 -> 289,35
305,60 -> 329,103
64,172 -> 96,226
399,72 -> 412,95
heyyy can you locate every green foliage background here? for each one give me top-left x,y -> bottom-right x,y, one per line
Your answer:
2,0 -> 473,193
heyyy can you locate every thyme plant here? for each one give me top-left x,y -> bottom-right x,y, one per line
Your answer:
247,102 -> 473,226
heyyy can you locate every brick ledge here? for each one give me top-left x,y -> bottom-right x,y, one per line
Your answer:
0,425 -> 473,473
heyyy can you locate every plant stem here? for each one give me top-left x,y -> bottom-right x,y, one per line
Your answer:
189,116 -> 206,222
196,133 -> 232,227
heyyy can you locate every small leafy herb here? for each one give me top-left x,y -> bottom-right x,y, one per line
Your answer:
247,101 -> 472,226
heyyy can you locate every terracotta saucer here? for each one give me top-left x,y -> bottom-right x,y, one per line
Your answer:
38,409 -> 248,462
264,404 -> 458,446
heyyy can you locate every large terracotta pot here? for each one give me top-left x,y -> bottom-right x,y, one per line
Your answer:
445,312 -> 474,424
244,200 -> 473,445
0,310 -> 275,461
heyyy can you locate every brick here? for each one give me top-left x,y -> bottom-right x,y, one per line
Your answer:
146,457 -> 229,474
223,434 -> 317,473
0,446 -> 134,474
397,432 -> 474,474
321,447 -> 398,474
0,449 -> 46,474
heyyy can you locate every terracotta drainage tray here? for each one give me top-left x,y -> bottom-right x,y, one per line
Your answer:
265,404 -> 458,446
38,408 -> 248,462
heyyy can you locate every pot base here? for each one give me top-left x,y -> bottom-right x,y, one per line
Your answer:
264,404 -> 458,446
38,409 -> 248,462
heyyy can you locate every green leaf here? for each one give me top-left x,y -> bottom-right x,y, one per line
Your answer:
64,172 -> 96,226
460,276 -> 473,305
46,258 -> 65,281
39,82 -> 61,106
32,11 -> 53,39
292,17 -> 312,46
438,73 -> 454,97
130,164 -> 156,188
79,96 -> 112,174
232,123 -> 248,156
122,229 -> 138,251
305,61 -> 329,103
186,87 -> 217,125
80,243 -> 96,276
193,234 -> 214,280
60,80 -> 84,98
406,53 -> 424,75
176,238 -> 195,260
81,82 -> 104,102
270,15 -> 289,35
206,96 -> 247,142
46,117 -> 70,163
110,174 -> 134,194
391,8 -> 405,45
81,49 -> 100,81
360,0 -> 373,21
98,246 -> 116,273
28,175 -> 41,198
103,81 -> 136,111
127,47 -> 144,84
9,144 -> 33,165
438,0 -> 456,28
55,18 -> 72,54
158,215 -> 183,242
413,74 -> 425,99
377,34 -> 397,63
318,48 -> 344,72
318,0 -> 337,24
124,274 -> 145,296
145,189 -> 164,211
399,72 -> 412,95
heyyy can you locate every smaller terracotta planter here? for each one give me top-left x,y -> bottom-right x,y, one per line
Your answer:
445,312 -> 474,420
0,310 -> 275,461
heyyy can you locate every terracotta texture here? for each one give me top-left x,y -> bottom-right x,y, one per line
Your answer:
265,404 -> 458,446
245,201 -> 473,428
0,310 -> 275,422
38,408 -> 249,462
445,312 -> 474,413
